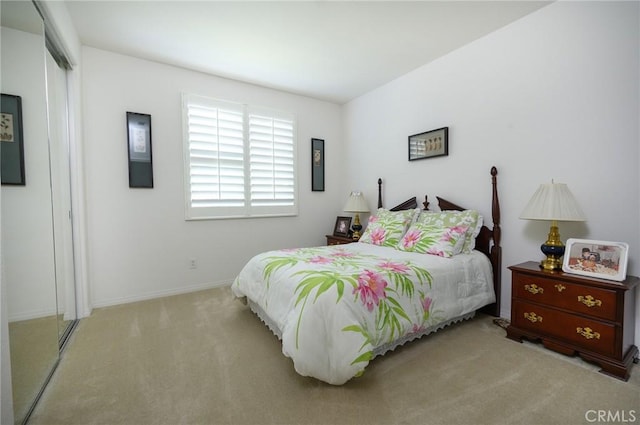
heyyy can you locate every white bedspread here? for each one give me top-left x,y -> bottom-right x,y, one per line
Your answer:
231,242 -> 495,385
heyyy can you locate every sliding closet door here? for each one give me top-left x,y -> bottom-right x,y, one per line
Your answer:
1,2 -> 59,424
45,47 -> 77,344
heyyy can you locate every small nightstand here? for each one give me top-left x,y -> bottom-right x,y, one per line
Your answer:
506,261 -> 638,381
326,235 -> 354,246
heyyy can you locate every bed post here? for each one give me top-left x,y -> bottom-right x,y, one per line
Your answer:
422,196 -> 430,211
378,178 -> 418,211
488,166 -> 501,317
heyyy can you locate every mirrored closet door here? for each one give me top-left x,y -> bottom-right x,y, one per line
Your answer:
1,1 -> 77,424
45,33 -> 77,346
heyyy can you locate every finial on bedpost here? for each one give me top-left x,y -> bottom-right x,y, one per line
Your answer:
423,195 -> 430,211
377,178 -> 383,208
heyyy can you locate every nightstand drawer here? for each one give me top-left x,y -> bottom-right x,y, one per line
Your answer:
513,274 -> 617,321
513,300 -> 616,357
326,235 -> 354,246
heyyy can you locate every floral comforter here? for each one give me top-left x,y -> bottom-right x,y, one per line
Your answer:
231,242 -> 494,385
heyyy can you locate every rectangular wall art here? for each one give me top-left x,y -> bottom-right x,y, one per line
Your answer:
408,127 -> 448,161
127,111 -> 154,188
1,93 -> 26,185
311,138 -> 324,191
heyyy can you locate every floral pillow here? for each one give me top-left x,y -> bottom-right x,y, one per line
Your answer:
416,210 -> 483,254
397,223 -> 468,257
359,208 -> 419,248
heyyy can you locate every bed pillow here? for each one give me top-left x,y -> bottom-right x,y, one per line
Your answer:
416,210 -> 483,254
359,208 -> 419,247
397,223 -> 468,257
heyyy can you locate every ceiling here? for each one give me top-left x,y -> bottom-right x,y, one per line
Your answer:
59,1 -> 551,104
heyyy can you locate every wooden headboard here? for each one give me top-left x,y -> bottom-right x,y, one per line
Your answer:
376,166 -> 501,317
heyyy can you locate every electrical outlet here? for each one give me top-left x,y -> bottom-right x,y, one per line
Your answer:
189,259 -> 197,269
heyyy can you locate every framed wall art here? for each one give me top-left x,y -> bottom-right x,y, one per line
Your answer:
311,138 -> 324,191
126,111 -> 153,188
333,216 -> 352,238
562,238 -> 629,282
1,93 -> 26,185
408,127 -> 448,161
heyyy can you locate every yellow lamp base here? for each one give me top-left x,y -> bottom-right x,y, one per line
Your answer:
539,221 -> 565,271
540,256 -> 563,271
352,213 -> 363,241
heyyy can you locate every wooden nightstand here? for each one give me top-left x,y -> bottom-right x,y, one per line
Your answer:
326,235 -> 354,246
506,261 -> 638,381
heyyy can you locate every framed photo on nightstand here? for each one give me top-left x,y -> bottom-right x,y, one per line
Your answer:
562,238 -> 629,282
333,216 -> 352,238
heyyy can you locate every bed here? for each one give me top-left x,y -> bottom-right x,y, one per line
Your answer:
231,166 -> 502,385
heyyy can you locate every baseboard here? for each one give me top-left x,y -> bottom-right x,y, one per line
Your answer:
90,280 -> 232,309
8,308 -> 58,323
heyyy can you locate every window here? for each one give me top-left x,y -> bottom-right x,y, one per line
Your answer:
182,93 -> 297,219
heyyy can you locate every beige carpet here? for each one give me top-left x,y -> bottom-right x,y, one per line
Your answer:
29,287 -> 639,425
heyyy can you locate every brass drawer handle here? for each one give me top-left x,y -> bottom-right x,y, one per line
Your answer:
555,284 -> 566,292
576,327 -> 600,340
524,284 -> 544,295
524,312 -> 542,323
577,295 -> 602,308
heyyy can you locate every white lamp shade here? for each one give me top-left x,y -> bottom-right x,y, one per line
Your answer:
520,183 -> 586,222
344,191 -> 370,213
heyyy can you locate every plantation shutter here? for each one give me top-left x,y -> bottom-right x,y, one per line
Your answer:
249,109 -> 295,212
183,94 -> 297,219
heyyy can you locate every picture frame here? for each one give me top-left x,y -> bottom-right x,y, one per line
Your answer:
333,216 -> 352,238
311,138 -> 324,191
1,93 -> 26,185
562,238 -> 629,282
126,111 -> 154,188
408,127 -> 448,161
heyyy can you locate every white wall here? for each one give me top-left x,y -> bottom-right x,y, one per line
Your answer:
81,48 -> 345,307
343,1 -> 640,342
0,207 -> 11,425
0,278 -> 11,425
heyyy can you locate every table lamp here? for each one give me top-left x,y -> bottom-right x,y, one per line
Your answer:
520,181 -> 586,270
344,191 -> 369,240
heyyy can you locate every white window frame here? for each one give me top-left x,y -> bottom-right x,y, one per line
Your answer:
182,93 -> 298,220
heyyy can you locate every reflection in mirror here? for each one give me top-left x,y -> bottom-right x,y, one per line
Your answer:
1,1 -> 60,424
45,44 -> 77,346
